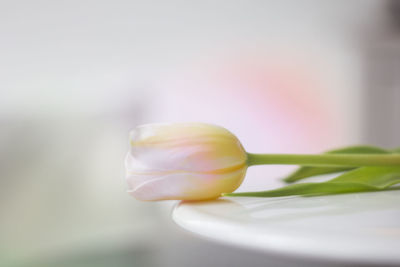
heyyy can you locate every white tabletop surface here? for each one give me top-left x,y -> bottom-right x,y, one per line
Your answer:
173,190 -> 400,265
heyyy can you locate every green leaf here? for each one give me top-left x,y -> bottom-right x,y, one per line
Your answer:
223,182 -> 376,197
283,145 -> 390,183
331,166 -> 400,187
224,166 -> 400,198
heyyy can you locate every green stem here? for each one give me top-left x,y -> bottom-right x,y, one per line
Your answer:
247,153 -> 400,167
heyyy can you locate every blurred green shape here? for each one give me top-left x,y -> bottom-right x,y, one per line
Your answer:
13,247 -> 155,267
224,166 -> 400,198
283,145 -> 390,183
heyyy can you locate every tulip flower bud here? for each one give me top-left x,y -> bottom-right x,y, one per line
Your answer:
125,123 -> 247,201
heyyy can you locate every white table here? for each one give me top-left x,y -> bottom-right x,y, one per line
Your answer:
173,191 -> 400,266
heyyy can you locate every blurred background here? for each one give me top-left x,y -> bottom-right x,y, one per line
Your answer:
0,0 -> 399,266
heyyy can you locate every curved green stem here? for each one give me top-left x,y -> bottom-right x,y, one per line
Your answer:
247,153 -> 400,167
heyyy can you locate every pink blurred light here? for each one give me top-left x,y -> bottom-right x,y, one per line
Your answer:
152,54 -> 344,190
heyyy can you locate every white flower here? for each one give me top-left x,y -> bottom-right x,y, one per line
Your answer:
125,123 -> 247,200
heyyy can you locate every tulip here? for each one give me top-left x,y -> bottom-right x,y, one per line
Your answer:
125,123 -> 248,201
126,123 -> 400,201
